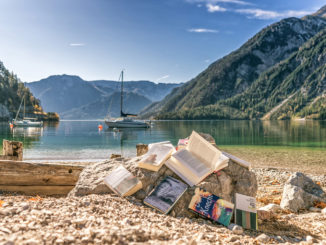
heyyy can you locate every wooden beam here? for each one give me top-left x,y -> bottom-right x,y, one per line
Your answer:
0,160 -> 84,186
0,185 -> 75,196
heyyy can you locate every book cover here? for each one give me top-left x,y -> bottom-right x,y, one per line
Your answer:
188,188 -> 234,226
138,142 -> 175,171
144,176 -> 188,214
103,165 -> 142,197
235,193 -> 257,230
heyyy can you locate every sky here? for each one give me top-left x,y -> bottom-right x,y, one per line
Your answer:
0,0 -> 325,84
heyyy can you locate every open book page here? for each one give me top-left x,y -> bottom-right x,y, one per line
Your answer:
140,143 -> 174,167
104,165 -> 138,196
187,131 -> 225,171
172,149 -> 210,178
165,157 -> 199,186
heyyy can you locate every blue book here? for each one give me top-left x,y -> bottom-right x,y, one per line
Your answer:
188,187 -> 234,226
144,176 -> 188,214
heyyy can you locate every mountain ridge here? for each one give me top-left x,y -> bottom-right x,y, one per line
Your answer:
143,7 -> 326,120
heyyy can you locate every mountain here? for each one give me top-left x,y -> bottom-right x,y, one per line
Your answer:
61,92 -> 152,120
26,75 -> 106,113
0,61 -> 48,121
26,75 -> 181,119
143,9 -> 326,120
90,80 -> 181,102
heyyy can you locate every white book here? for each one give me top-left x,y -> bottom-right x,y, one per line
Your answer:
138,142 -> 175,171
222,152 -> 251,169
104,165 -> 142,197
165,131 -> 229,186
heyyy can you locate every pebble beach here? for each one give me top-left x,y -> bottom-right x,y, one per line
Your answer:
1,167 -> 326,245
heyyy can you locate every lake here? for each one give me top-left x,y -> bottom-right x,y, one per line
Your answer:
0,120 -> 325,162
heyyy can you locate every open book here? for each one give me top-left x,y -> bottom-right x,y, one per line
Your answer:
138,141 -> 175,171
103,165 -> 142,197
165,131 -> 229,186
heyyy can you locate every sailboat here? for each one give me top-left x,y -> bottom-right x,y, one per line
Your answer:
104,70 -> 150,128
11,94 -> 43,127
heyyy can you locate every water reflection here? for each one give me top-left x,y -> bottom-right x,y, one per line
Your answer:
0,120 -> 325,161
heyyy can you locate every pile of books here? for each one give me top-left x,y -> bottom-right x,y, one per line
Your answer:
103,130 -> 257,229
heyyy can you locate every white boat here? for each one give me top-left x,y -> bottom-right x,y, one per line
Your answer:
105,70 -> 149,128
10,95 -> 43,128
12,119 -> 43,127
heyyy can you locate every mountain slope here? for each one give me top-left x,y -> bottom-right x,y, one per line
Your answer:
0,61 -> 45,120
90,80 -> 181,102
60,92 -> 152,119
144,13 -> 326,119
26,75 -> 105,113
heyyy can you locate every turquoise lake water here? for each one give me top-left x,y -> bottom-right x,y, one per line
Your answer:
0,120 -> 325,162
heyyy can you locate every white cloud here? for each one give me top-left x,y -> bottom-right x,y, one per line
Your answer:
235,8 -> 311,19
186,0 -> 251,5
69,43 -> 85,47
188,28 -> 219,33
156,75 -> 170,82
207,4 -> 227,12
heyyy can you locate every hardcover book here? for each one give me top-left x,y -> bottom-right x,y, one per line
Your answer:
165,131 -> 229,186
103,165 -> 142,197
235,193 -> 257,230
143,176 -> 188,214
222,152 -> 251,169
138,141 -> 175,171
188,188 -> 234,226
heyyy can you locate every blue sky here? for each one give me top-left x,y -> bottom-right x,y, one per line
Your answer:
0,0 -> 325,83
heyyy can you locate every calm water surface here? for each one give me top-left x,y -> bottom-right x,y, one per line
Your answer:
0,120 -> 325,162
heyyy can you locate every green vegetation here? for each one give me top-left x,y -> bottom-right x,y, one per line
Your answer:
0,60 -> 58,121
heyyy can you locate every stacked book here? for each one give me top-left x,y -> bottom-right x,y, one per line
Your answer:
102,130 -> 257,229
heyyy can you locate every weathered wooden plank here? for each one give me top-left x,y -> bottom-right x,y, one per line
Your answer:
0,160 -> 84,186
0,185 -> 75,195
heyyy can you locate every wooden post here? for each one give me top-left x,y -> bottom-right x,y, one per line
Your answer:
136,144 -> 148,156
2,140 -> 23,161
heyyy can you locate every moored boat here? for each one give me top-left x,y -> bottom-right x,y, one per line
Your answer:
104,70 -> 150,128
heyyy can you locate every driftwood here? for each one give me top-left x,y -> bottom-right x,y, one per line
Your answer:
0,160 -> 84,195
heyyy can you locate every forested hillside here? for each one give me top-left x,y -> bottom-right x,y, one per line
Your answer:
143,6 -> 326,120
0,61 -> 44,121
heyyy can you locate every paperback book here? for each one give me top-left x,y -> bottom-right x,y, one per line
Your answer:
144,176 -> 188,214
235,193 -> 258,230
165,131 -> 229,186
138,141 -> 175,171
188,188 -> 234,226
103,165 -> 142,197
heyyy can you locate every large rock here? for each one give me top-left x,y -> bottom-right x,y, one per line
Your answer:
280,172 -> 326,212
69,156 -> 257,218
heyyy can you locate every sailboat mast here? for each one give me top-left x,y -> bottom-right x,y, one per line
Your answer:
23,94 -> 26,119
120,70 -> 124,117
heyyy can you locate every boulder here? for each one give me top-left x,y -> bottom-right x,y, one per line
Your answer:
280,172 -> 326,212
69,156 -> 257,218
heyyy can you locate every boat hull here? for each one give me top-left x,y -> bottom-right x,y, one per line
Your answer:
12,120 -> 43,127
105,119 -> 149,128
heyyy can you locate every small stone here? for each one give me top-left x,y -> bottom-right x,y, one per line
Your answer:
309,207 -> 321,212
22,238 -> 39,245
257,210 -> 273,220
0,227 -> 12,234
306,235 -> 314,244
322,208 -> 326,214
228,223 -> 244,235
227,236 -> 240,242
259,204 -> 282,213
256,234 -> 270,243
